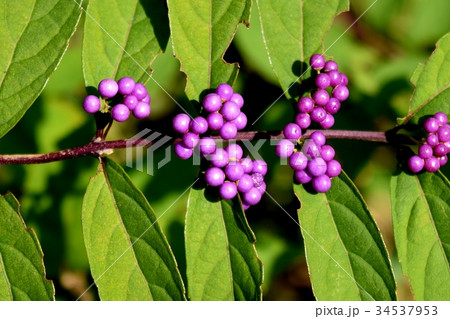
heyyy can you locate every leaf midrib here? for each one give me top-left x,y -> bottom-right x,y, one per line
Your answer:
0,252 -> 13,300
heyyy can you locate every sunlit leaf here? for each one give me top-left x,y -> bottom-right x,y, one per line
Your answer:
0,193 -> 54,300
294,171 -> 396,301
391,171 -> 450,300
0,0 -> 83,138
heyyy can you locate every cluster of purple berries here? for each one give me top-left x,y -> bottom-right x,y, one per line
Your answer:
275,54 -> 348,193
172,83 -> 247,160
276,131 -> 341,193
204,144 -> 267,209
296,54 -> 349,130
83,77 -> 151,122
408,112 -> 450,173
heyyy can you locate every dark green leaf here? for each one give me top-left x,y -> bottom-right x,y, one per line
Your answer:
0,193 -> 54,300
404,32 -> 450,124
167,0 -> 251,100
391,171 -> 450,300
0,0 -> 83,138
82,158 -> 186,300
257,0 -> 349,98
185,186 -> 263,300
83,0 -> 170,87
294,171 -> 396,301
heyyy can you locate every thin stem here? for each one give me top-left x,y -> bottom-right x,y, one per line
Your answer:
0,129 -> 396,165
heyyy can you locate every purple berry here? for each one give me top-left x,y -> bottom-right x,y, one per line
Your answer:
221,101 -> 240,121
310,131 -> 326,146
312,175 -> 332,193
252,160 -> 268,176
240,157 -> 253,173
141,94 -> 151,103
205,167 -> 225,186
210,148 -> 229,168
117,77 -> 135,95
199,137 -> 216,155
203,93 -> 222,112
302,140 -> 321,158
220,122 -> 237,140
424,117 -> 439,133
438,155 -> 448,166
424,156 -> 440,172
190,116 -> 208,134
182,132 -> 199,149
310,54 -> 325,70
434,112 -> 448,125
313,89 -> 330,106
220,181 -> 238,200
328,70 -> 342,87
408,155 -> 424,173
242,187 -> 262,206
289,152 -> 308,170
311,107 -> 327,123
320,114 -> 335,129
83,95 -> 101,113
315,73 -> 331,89
133,102 -> 151,119
294,169 -> 312,184
111,104 -> 130,122
437,126 -> 450,142
225,144 -> 243,160
326,160 -> 342,177
325,98 -> 341,114
207,112 -> 224,131
324,60 -> 338,72
225,162 -> 245,181
173,113 -> 191,134
174,142 -> 193,160
307,157 -> 327,176
98,79 -> 118,98
123,95 -> 138,110
320,145 -> 335,162
297,97 -> 314,113
418,144 -> 433,159
340,73 -> 349,86
427,134 -> 439,146
232,112 -> 248,130
333,85 -> 349,101
295,113 -> 311,129
242,203 -> 251,210
256,182 -> 266,194
230,93 -> 244,108
284,123 -> 302,140
251,172 -> 264,188
237,174 -> 254,193
216,83 -> 233,101
275,139 -> 295,158
433,143 -> 447,157
132,83 -> 148,100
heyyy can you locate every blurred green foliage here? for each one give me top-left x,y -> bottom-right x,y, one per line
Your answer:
0,0 -> 449,300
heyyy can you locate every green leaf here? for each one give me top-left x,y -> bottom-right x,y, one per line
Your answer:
167,0 -> 251,101
257,0 -> 349,98
391,171 -> 450,300
294,171 -> 396,301
185,186 -> 263,300
0,0 -> 83,138
404,32 -> 450,124
82,158 -> 186,300
0,193 -> 54,300
83,0 -> 170,87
